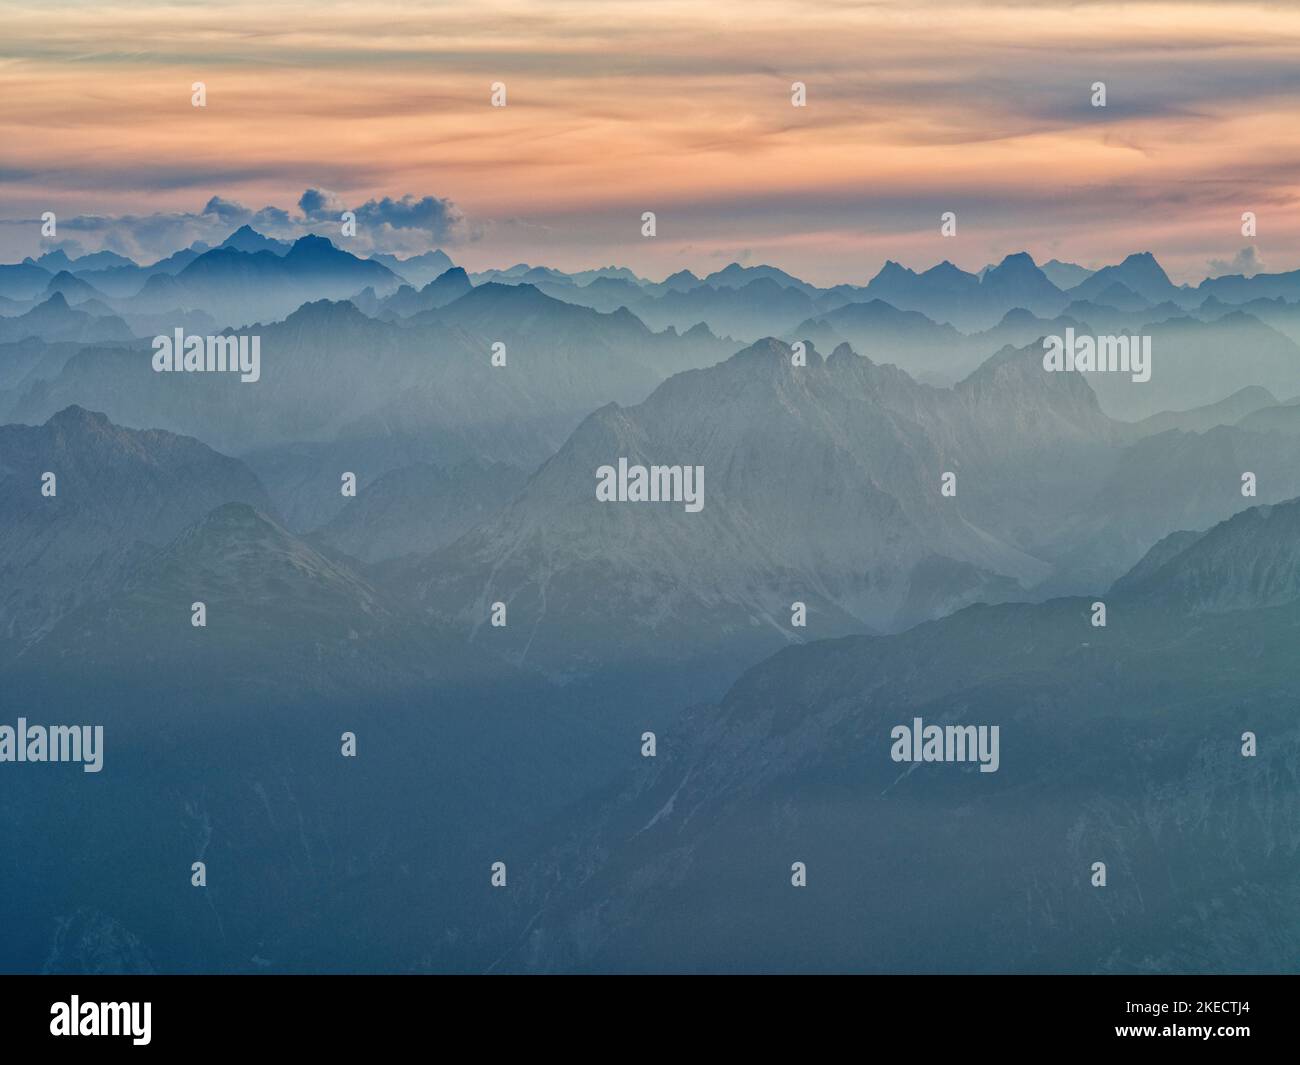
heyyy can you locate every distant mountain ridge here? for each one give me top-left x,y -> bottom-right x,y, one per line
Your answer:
493,495 -> 1300,973
1113,496 -> 1300,613
400,335 -> 1116,686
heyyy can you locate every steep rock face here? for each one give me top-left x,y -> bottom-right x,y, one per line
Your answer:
0,407 -> 274,661
1114,497 -> 1300,613
1108,528 -> 1206,595
402,338 -> 1115,684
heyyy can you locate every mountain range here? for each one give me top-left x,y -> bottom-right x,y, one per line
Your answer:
490,496 -> 1300,972
0,406 -> 272,663
4,225 -> 1300,975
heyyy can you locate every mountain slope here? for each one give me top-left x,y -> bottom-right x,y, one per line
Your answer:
401,338 -> 1115,689
7,290 -> 734,484
309,459 -> 528,563
860,254 -> 1068,330
0,407 -> 274,661
1114,496 -> 1300,613
1067,252 -> 1187,306
0,293 -> 134,345
494,500 -> 1300,971
168,236 -> 403,325
1130,385 -> 1278,436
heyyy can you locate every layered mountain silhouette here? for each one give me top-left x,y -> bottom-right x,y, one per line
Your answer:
1130,385 -> 1277,435
363,266 -> 473,319
401,338 -> 1113,686
309,459 -> 527,563
398,330 -> 1300,690
1113,496 -> 1300,613
0,292 -> 133,345
370,248 -> 456,288
13,501 -> 446,693
491,497 -> 1300,973
5,287 -> 733,488
0,492 -> 570,975
1085,312 -> 1300,421
5,228 -> 1300,975
0,406 -> 273,662
168,236 -> 402,324
218,224 -> 291,257
858,253 -> 1071,330
1066,251 -> 1187,305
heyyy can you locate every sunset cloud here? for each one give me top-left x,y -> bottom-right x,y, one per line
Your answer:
2,1 -> 1299,281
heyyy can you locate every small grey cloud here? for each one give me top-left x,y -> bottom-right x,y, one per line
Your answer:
353,194 -> 466,241
1207,246 -> 1264,277
298,188 -> 345,220
201,196 -> 253,225
251,206 -> 293,230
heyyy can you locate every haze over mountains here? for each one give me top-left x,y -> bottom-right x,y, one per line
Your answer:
493,496 -> 1300,973
0,407 -> 273,664
3,226 -> 1298,974
392,331 -> 1300,687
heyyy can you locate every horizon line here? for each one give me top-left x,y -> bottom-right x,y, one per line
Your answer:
7,228 -> 1276,292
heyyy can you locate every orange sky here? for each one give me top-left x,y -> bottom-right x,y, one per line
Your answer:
3,0 -> 1300,283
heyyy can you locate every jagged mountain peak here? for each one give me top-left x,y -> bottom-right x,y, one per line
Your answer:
922,259 -> 967,278
1068,251 -> 1179,305
0,409 -> 275,659
219,224 -> 290,255
286,233 -> 339,257
43,403 -> 115,432
425,265 -> 470,288
144,501 -> 394,618
980,252 -> 1058,291
1119,250 -> 1167,272
998,250 -> 1037,265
